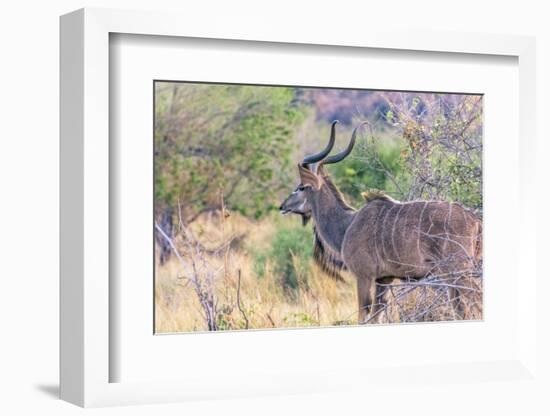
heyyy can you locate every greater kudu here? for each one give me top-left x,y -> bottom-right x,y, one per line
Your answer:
280,121 -> 482,323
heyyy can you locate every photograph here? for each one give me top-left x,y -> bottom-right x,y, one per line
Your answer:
154,81 -> 483,333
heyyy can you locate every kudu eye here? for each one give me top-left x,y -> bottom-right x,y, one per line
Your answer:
297,185 -> 306,191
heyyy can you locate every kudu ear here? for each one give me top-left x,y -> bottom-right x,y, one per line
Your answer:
298,164 -> 321,190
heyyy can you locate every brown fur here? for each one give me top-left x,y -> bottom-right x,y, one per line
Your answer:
361,189 -> 399,203
312,227 -> 347,282
339,197 -> 482,323
283,168 -> 482,324
318,167 -> 355,211
298,164 -> 321,189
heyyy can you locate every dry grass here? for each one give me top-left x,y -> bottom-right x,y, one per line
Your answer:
154,212 -> 482,333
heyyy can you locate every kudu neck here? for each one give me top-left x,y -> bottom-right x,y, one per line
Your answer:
309,182 -> 355,255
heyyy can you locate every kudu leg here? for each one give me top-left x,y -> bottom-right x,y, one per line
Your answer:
447,287 -> 465,320
356,277 -> 377,324
372,277 -> 397,324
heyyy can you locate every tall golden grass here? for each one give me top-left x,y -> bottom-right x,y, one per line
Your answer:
154,212 -> 482,333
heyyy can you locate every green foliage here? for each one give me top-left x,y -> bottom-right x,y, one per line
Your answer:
446,155 -> 482,209
155,82 -> 307,221
327,132 -> 406,206
215,304 -> 234,331
392,94 -> 483,210
283,312 -> 318,326
253,223 -> 313,294
155,85 -> 482,226
328,94 -> 482,212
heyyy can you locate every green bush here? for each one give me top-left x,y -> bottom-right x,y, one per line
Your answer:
154,82 -> 307,222
328,133 -> 406,206
253,224 -> 313,294
326,94 -> 483,213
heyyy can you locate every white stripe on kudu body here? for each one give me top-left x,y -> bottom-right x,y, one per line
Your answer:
379,203 -> 395,263
390,203 -> 405,262
417,201 -> 429,260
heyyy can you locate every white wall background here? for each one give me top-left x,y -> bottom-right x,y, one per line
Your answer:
0,1 -> 547,414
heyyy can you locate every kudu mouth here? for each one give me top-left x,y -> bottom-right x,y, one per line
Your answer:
279,201 -> 291,215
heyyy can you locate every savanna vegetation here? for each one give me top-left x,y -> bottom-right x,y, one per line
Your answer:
154,82 -> 483,333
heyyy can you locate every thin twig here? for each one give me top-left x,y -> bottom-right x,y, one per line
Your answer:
236,269 -> 249,329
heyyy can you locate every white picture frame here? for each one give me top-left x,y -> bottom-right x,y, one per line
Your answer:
60,7 -> 538,408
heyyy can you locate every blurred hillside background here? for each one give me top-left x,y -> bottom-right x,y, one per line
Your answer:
154,82 -> 483,332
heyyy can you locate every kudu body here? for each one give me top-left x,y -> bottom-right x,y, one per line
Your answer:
280,121 -> 482,323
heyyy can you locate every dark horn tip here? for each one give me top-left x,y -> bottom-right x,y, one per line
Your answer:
321,120 -> 368,166
301,120 -> 339,166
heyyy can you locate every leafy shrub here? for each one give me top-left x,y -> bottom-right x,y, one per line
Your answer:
154,83 -> 307,222
327,94 -> 482,213
328,132 -> 405,205
253,224 -> 313,294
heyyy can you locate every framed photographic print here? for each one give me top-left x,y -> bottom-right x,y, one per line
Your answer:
152,81 -> 484,333
60,7 -> 539,408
